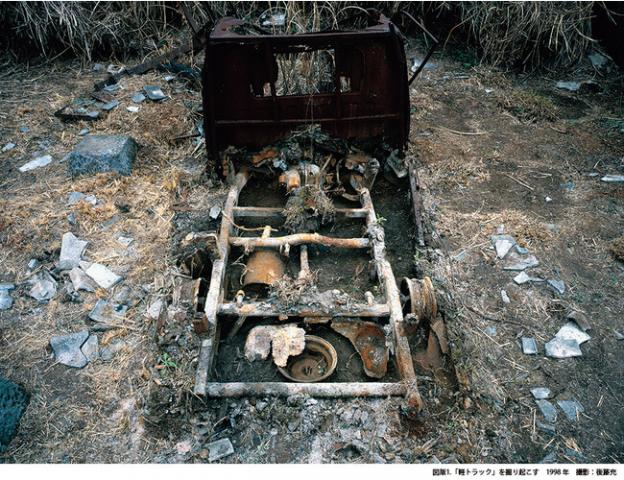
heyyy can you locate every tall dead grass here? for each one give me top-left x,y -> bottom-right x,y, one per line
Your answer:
0,1 -> 603,70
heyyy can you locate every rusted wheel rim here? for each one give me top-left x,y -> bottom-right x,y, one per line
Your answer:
401,276 -> 437,322
277,335 -> 338,383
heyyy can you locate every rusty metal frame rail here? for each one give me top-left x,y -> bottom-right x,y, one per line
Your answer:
195,179 -> 422,408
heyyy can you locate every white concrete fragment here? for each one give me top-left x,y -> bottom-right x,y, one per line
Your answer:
601,175 -> 624,183
245,325 -> 306,367
84,263 -> 122,289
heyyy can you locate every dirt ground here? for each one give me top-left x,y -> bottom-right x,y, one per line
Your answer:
0,40 -> 623,463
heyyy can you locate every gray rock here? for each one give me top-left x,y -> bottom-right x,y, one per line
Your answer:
84,262 -> 122,289
88,299 -> 128,323
255,400 -> 268,412
515,245 -> 529,254
500,289 -> 510,304
536,421 -> 556,435
100,100 -> 119,111
588,51 -> 609,69
0,290 -> 13,310
116,235 -> 133,247
69,267 -> 97,292
0,378 -> 30,453
535,399 -> 557,423
27,259 -> 39,270
545,338 -> 582,358
67,212 -> 78,225
126,106 -> 139,113
131,93 -> 146,103
50,330 -> 89,368
530,387 -> 552,399
80,334 -> 99,362
143,85 -> 167,101
207,438 -> 234,462
79,128 -> 90,136
491,234 -> 516,259
209,205 -> 221,220
557,399 -> 584,421
67,192 -> 97,206
19,155 -> 53,173
0,283 -> 15,291
2,142 -> 16,152
28,271 -> 57,301
513,271 -> 544,285
521,337 -> 538,355
103,83 -> 120,94
59,232 -> 89,270
555,322 -> 591,345
68,135 -> 137,177
556,81 -> 581,92
484,325 -> 497,336
547,279 -> 565,295
503,254 -> 539,271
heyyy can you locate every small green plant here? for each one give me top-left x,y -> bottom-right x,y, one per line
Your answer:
376,215 -> 387,226
157,352 -> 177,370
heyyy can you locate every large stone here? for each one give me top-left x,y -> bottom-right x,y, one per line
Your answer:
68,135 -> 137,177
84,263 -> 122,289
50,330 -> 89,368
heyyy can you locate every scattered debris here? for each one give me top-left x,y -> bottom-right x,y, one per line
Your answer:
88,299 -> 128,324
116,235 -> 134,247
126,106 -> 139,113
331,320 -> 389,378
547,279 -> 565,295
557,399 -> 584,421
521,337 -> 538,355
545,338 -> 582,358
536,421 -> 556,435
513,271 -> 544,285
59,232 -> 89,270
555,79 -> 599,93
244,325 -> 306,367
484,325 -> 497,336
54,105 -> 100,122
503,253 -> 539,271
18,154 -> 52,172
260,11 -> 286,27
531,387 -> 552,399
500,289 -> 510,304
176,440 -> 193,455
206,438 -> 234,462
2,142 -> 16,152
79,128 -> 90,136
50,330 -> 89,368
545,320 -> 591,359
68,135 -> 137,177
491,234 -> 516,259
131,93 -> 146,103
68,267 -> 97,292
100,99 -> 119,111
613,330 -> 624,341
535,399 -> 558,423
28,270 -> 58,301
143,85 -> 167,101
83,262 -> 122,289
67,191 -> 97,206
588,51 -> 609,70
0,285 -> 14,310
600,174 -> 624,183
209,205 -> 221,219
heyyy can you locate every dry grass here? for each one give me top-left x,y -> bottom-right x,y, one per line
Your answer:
0,1 -> 603,71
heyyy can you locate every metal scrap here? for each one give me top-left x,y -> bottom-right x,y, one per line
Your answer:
331,319 -> 388,379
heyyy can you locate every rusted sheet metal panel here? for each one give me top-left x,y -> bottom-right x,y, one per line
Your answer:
203,13 -> 410,168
